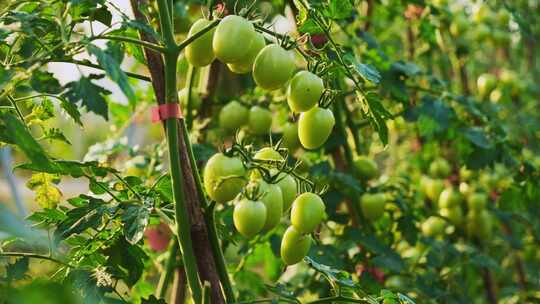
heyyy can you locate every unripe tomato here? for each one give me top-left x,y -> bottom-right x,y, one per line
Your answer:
496,9 -> 510,26
354,156 -> 379,180
467,192 -> 487,211
466,210 -> 493,239
385,275 -> 406,291
472,4 -> 492,23
492,30 -> 510,46
233,198 -> 267,238
253,44 -> 296,90
459,166 -> 473,181
213,15 -> 257,64
425,178 -> 444,202
248,106 -> 272,135
276,173 -> 297,212
185,19 -> 216,67
286,71 -> 324,112
290,192 -> 326,234
449,15 -> 469,37
219,101 -> 249,132
298,107 -> 335,149
429,158 -> 451,178
203,153 -> 246,203
474,24 -> 490,41
227,32 -> 265,74
477,73 -> 497,97
440,206 -> 463,226
438,188 -> 462,209
421,216 -> 446,237
280,226 -> 311,265
257,180 -> 283,232
281,122 -> 300,152
359,193 -> 386,221
254,147 -> 282,161
178,88 -> 202,111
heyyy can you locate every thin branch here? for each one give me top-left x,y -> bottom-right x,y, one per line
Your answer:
53,59 -> 152,82
90,35 -> 167,53
0,252 -> 73,268
176,19 -> 220,52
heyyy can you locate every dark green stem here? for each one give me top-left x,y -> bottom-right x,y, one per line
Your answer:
204,201 -> 235,302
185,65 -> 196,129
157,0 -> 202,302
157,241 -> 180,298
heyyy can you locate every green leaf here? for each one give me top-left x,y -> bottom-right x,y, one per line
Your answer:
30,70 -> 62,94
464,127 -> 493,149
60,97 -> 83,126
63,74 -> 111,120
304,256 -> 356,288
326,0 -> 353,20
87,44 -> 136,107
122,20 -> 160,41
91,5 -> 112,27
0,113 -> 56,171
122,201 -> 151,245
6,257 -> 30,282
42,128 -> 71,144
56,197 -> 116,239
355,63 -> 382,84
103,238 -> 147,287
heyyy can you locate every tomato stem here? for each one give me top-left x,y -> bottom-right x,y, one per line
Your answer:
156,0 -> 202,302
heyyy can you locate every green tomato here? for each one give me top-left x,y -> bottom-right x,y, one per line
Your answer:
474,24 -> 490,41
290,192 -> 326,234
233,198 -> 267,238
254,147 -> 282,161
438,188 -> 462,209
466,210 -> 493,240
354,156 -> 379,180
185,18 -> 216,67
496,9 -> 510,26
281,122 -> 300,152
219,101 -> 249,132
203,153 -> 246,203
492,30 -> 510,46
425,178 -> 444,202
248,106 -> 272,135
178,88 -> 202,111
286,71 -> 324,112
385,275 -> 406,290
440,206 -> 463,226
421,216 -> 447,237
467,192 -> 487,211
280,226 -> 311,265
359,193 -> 386,221
253,44 -> 296,90
298,107 -> 335,150
212,15 -> 257,64
257,180 -> 283,232
477,73 -> 497,97
429,158 -> 451,178
450,14 -> 469,37
276,173 -> 297,212
227,32 -> 265,74
472,4 -> 492,23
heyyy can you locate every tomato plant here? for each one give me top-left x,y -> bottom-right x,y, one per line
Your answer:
0,0 -> 539,304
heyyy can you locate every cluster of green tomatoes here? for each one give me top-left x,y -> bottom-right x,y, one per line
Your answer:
178,14 -> 341,265
203,147 -> 326,265
419,158 -> 495,240
182,14 -> 335,150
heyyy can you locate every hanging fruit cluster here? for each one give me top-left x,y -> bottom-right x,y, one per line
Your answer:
181,13 -> 334,265
203,145 -> 326,265
184,13 -> 335,150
